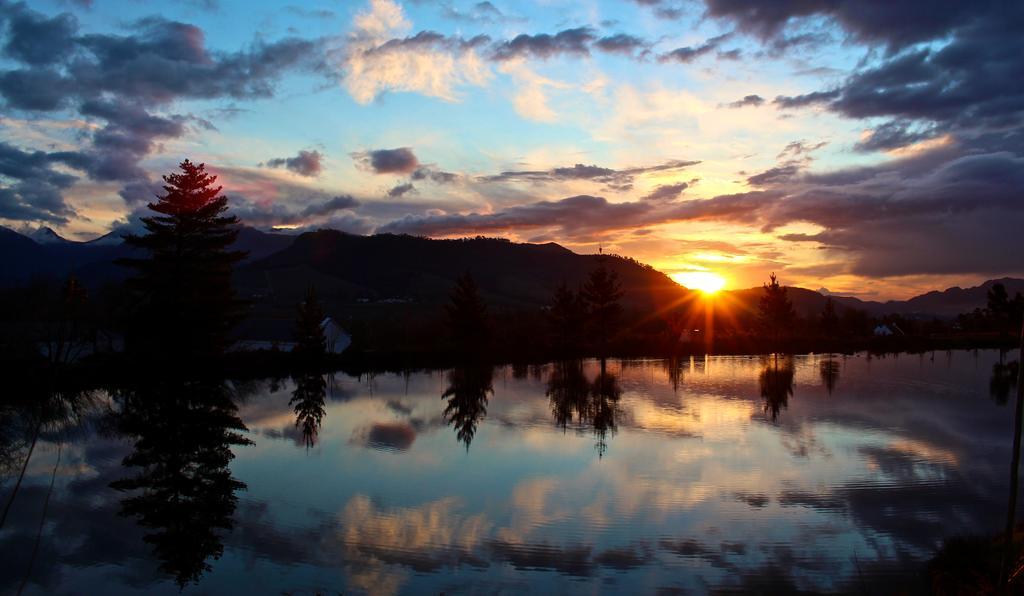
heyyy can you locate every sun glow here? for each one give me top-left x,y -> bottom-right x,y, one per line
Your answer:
671,271 -> 726,294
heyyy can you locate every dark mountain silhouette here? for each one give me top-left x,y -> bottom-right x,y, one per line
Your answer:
237,230 -> 687,310
0,224 -> 1020,318
0,225 -> 294,287
726,278 -> 1024,319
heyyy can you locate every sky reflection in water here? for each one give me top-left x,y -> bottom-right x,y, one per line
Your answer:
1,351 -> 1018,594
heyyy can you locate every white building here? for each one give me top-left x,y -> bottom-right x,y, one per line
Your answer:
321,317 -> 352,354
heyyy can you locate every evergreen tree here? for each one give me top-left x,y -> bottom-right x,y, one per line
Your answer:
988,283 -> 1015,338
548,282 -> 587,354
758,273 -> 795,352
582,263 -> 623,354
119,160 -> 246,361
442,365 -> 493,450
290,372 -> 327,448
446,272 -> 489,352
819,297 -> 839,339
293,285 -> 326,360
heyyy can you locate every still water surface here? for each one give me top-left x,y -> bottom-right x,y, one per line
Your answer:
1,351 -> 1020,594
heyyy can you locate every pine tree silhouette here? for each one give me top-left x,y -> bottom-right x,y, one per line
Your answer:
758,273 -> 795,353
119,160 -> 246,361
446,272 -> 489,353
293,285 -> 326,361
582,264 -> 623,355
548,282 -> 587,355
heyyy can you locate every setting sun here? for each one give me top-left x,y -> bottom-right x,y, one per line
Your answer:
671,271 -> 727,294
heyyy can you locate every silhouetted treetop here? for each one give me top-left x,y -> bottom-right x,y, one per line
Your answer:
759,273 -> 795,350
119,159 -> 246,360
446,272 -> 489,352
294,285 -> 326,360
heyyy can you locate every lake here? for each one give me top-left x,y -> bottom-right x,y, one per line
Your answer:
1,350 -> 1020,594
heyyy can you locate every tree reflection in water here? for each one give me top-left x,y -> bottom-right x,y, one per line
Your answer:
442,365 -> 493,451
110,378 -> 251,588
820,356 -> 840,396
290,372 -> 327,449
760,356 -> 795,422
547,359 -> 622,458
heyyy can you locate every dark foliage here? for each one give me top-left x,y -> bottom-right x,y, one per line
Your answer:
442,364 -> 493,450
110,378 -> 251,587
119,160 -> 246,361
289,372 -> 326,448
581,264 -> 623,354
293,285 -> 326,360
445,272 -> 489,353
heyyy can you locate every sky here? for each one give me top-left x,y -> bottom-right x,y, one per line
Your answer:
0,0 -> 1021,300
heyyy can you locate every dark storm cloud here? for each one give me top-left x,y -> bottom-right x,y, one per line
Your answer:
853,121 -> 937,153
0,1 -> 77,65
772,89 -> 839,109
763,3 -> 1024,153
0,142 -> 78,223
387,182 -> 415,198
0,68 -> 73,110
724,94 -> 764,108
0,2 -> 327,220
746,164 -> 800,186
490,27 -> 595,61
702,0 -> 983,50
378,194 -> 653,238
353,147 -> 420,175
479,158 -> 699,191
364,29 -> 491,56
300,194 -> 360,217
264,149 -> 324,177
642,182 -> 688,201
594,33 -> 648,56
411,165 -> 458,184
230,192 -> 363,229
657,33 -> 730,64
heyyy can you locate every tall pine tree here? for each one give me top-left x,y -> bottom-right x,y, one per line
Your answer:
582,263 -> 623,355
446,272 -> 489,353
120,160 -> 246,361
293,285 -> 326,361
758,273 -> 795,353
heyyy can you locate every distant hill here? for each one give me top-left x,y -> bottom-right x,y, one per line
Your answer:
725,278 -> 1024,319
238,230 -> 688,310
0,224 -> 1019,319
0,225 -> 295,287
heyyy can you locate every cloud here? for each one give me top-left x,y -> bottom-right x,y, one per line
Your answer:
490,27 -> 595,61
338,0 -> 492,104
0,141 -> 80,223
642,182 -> 688,201
441,1 -> 521,25
0,2 -> 327,221
594,33 -> 648,57
352,147 -> 419,174
746,164 -> 801,186
658,33 -> 730,64
479,158 -> 699,192
703,0 -> 983,50
772,89 -> 839,109
411,165 -> 457,184
724,94 -> 764,108
264,149 -> 324,177
853,121 -> 937,153
0,1 -> 77,66
387,182 -> 415,197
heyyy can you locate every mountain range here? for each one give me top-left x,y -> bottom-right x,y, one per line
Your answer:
2,225 -> 1019,319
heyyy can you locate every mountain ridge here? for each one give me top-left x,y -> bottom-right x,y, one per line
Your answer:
0,224 -> 1018,318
